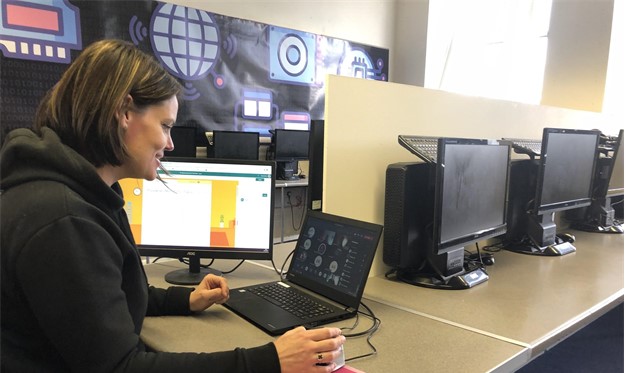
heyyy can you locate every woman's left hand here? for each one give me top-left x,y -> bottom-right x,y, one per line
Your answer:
189,274 -> 230,312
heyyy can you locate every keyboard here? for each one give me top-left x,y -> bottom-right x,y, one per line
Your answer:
249,283 -> 334,320
398,135 -> 439,163
503,138 -> 542,157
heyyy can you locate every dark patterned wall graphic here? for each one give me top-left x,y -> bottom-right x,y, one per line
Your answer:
0,0 -> 389,141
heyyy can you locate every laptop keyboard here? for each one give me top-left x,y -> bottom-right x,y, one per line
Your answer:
249,283 -> 334,320
398,135 -> 439,163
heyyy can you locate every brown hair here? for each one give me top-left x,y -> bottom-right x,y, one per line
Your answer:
35,39 -> 182,167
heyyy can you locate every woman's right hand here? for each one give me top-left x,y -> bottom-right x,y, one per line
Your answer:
273,326 -> 345,373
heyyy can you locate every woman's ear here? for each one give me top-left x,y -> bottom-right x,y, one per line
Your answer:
116,94 -> 134,128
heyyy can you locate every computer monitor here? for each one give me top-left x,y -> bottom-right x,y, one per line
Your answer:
165,126 -> 197,158
383,138 -> 511,290
209,130 -> 260,160
270,129 -> 310,180
569,129 -> 624,233
504,128 -> 600,255
119,158 -> 275,285
307,119 -> 325,210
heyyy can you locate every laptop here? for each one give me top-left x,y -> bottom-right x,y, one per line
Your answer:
223,210 -> 383,335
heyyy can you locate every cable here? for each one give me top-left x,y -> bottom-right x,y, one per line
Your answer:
271,247 -> 296,279
221,259 -> 246,274
343,301 -> 381,362
287,191 -> 307,231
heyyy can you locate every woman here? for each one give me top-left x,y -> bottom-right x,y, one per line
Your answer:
0,39 -> 344,372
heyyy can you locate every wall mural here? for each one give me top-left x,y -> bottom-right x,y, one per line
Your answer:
0,0 -> 389,140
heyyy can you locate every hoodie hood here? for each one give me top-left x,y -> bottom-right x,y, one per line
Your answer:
0,127 -> 123,212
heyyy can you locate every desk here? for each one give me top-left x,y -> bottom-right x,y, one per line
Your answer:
363,229 -> 624,359
142,259 -> 528,372
141,230 -> 623,372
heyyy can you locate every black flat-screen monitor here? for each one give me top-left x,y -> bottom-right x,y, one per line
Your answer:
504,128 -> 600,255
308,120 -> 325,210
165,126 -> 197,158
210,130 -> 260,160
569,129 -> 624,233
270,129 -> 310,180
384,137 -> 511,290
120,158 -> 275,285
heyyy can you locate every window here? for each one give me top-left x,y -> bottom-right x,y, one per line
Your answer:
425,0 -> 552,104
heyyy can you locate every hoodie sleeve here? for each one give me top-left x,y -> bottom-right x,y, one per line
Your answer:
16,215 -> 280,373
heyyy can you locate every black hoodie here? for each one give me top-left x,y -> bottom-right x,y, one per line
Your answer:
0,128 -> 279,372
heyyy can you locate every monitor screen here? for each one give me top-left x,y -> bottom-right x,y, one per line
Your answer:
165,126 -> 197,158
534,128 -> 600,214
211,130 -> 260,160
119,158 -> 275,284
308,120 -> 325,210
435,139 -> 510,252
273,129 -> 310,161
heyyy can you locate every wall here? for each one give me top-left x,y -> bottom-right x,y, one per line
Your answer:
322,74 -> 616,276
391,0 -> 616,114
541,0 -> 614,112
170,0 -> 396,54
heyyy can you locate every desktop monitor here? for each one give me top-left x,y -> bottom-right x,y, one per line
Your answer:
307,119 -> 325,210
270,129 -> 310,180
504,128 -> 600,255
383,137 -> 511,289
165,126 -> 197,158
209,130 -> 260,160
569,129 -> 624,233
119,158 -> 275,285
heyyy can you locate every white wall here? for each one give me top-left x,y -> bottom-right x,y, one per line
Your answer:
170,0 -> 396,51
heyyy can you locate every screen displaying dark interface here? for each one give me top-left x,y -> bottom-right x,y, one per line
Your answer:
288,214 -> 380,299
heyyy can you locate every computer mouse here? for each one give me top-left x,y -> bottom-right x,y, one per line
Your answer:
316,345 -> 345,371
556,233 -> 576,243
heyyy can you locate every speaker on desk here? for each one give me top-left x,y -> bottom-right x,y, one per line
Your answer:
383,162 -> 428,269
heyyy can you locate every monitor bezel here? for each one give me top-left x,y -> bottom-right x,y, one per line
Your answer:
533,128 -> 600,215
432,138 -> 511,254
133,157 -> 275,262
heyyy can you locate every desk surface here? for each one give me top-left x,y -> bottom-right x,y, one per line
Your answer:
141,229 -> 623,372
142,260 -> 528,372
364,229 -> 624,356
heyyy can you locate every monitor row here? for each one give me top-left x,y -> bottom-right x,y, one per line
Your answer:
165,127 -> 311,181
120,124 -> 622,289
383,128 -> 624,290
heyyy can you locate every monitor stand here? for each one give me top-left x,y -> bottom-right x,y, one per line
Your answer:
505,238 -> 576,256
164,257 -> 222,285
570,197 -> 624,234
395,263 -> 488,290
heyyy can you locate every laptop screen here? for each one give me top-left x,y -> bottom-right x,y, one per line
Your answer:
285,211 -> 382,308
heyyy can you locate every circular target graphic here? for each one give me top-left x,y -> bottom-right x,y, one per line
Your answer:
277,34 -> 308,77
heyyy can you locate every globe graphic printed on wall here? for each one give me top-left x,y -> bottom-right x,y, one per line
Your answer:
150,3 -> 223,98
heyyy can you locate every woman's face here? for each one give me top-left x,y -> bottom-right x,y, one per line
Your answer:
122,95 -> 178,180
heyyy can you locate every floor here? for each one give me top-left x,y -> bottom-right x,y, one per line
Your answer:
517,302 -> 624,372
